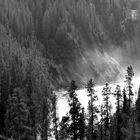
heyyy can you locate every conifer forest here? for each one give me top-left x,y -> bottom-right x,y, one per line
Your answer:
0,0 -> 140,140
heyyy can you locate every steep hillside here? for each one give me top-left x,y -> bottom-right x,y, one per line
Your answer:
0,0 -> 140,87
0,23 -> 63,89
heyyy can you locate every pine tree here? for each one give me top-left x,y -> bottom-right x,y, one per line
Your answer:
130,109 -> 136,140
125,66 -> 134,114
109,115 -> 116,140
113,85 -> 122,140
5,88 -> 29,140
99,105 -> 104,140
87,100 -> 98,140
0,73 -> 10,136
102,83 -> 112,140
79,107 -> 86,140
136,87 -> 140,125
122,88 -> 127,114
25,72 -> 37,140
68,80 -> 81,140
122,88 -> 129,115
52,91 -> 59,140
40,87 -> 50,140
86,79 -> 98,139
114,85 -> 122,113
122,88 -> 129,129
59,115 -> 70,140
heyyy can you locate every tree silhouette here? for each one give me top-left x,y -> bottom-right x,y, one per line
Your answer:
136,87 -> 140,125
102,83 -> 112,140
5,88 -> 29,140
68,80 -> 81,140
86,79 -> 98,139
113,85 -> 122,140
125,66 -> 134,115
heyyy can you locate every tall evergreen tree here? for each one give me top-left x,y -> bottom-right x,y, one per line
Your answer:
68,80 -> 81,140
113,85 -> 122,140
59,115 -> 70,140
122,88 -> 130,131
130,109 -> 136,140
52,91 -> 59,140
86,79 -> 98,139
125,66 -> 134,114
5,88 -> 29,140
102,83 -> 112,140
99,105 -> 104,140
25,70 -> 37,140
0,73 -> 10,136
122,88 -> 129,115
87,100 -> 98,140
40,87 -> 50,140
79,107 -> 86,140
136,87 -> 140,125
114,85 -> 122,113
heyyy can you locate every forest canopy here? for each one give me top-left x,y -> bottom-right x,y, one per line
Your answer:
0,0 -> 140,139
0,0 -> 139,85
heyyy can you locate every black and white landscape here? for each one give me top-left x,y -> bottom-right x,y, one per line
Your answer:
0,0 -> 140,140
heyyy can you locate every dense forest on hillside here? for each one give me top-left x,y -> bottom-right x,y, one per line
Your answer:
0,0 -> 140,85
0,0 -> 140,139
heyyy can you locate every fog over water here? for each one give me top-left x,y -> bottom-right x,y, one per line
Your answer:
57,74 -> 140,121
